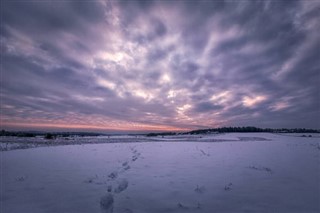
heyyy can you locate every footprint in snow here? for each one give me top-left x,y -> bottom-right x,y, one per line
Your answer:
132,155 -> 139,162
224,183 -> 233,191
108,171 -> 118,180
123,208 -> 133,213
122,161 -> 131,171
200,149 -> 210,156
15,175 -> 27,182
247,166 -> 273,174
177,203 -> 189,210
123,165 -> 131,171
84,175 -> 98,184
177,202 -> 202,210
194,185 -> 206,193
114,179 -> 129,193
100,193 -> 114,213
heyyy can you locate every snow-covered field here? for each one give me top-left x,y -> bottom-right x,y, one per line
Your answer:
1,133 -> 319,213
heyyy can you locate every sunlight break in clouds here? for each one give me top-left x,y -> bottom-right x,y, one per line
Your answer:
242,95 -> 268,108
1,0 -> 319,131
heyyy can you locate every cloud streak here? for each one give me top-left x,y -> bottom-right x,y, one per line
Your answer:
1,0 -> 319,132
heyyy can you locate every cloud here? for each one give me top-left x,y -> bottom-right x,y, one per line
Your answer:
192,101 -> 223,113
1,0 -> 319,131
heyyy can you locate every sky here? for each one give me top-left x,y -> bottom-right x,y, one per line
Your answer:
1,0 -> 319,132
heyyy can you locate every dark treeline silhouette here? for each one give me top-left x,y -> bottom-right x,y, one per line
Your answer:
0,130 -> 104,138
146,132 -> 176,137
147,126 -> 320,136
1,127 -> 319,138
185,126 -> 320,134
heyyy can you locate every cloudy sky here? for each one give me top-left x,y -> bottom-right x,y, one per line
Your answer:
1,0 -> 319,132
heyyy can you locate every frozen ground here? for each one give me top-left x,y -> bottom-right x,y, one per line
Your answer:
1,133 -> 319,213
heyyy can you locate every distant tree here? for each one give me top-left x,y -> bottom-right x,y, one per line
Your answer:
44,133 -> 55,139
1,130 -> 6,136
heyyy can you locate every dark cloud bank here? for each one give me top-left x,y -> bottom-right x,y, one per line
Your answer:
1,0 -> 319,132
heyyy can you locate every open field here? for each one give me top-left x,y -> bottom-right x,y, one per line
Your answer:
1,133 -> 319,213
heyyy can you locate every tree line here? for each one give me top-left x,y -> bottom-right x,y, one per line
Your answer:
146,126 -> 320,136
0,130 -> 104,138
185,126 -> 320,135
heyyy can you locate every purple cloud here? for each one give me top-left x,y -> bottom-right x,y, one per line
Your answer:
1,0 -> 319,131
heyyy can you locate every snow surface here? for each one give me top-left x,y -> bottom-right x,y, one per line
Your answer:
1,133 -> 319,213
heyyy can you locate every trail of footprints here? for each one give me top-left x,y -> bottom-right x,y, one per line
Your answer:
99,146 -> 141,213
96,146 -> 273,212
